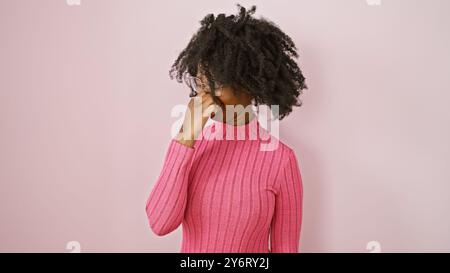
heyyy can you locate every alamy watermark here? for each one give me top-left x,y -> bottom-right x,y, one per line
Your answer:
170,100 -> 280,151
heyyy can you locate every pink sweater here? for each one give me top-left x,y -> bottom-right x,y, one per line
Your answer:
145,117 -> 303,253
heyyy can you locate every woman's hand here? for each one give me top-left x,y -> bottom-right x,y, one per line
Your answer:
175,90 -> 219,148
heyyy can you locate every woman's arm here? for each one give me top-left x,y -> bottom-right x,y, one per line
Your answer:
145,138 -> 195,236
269,148 -> 304,252
145,86 -> 217,236
145,89 -> 216,236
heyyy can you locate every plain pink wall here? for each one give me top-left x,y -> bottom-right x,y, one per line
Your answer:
1,0 -> 449,252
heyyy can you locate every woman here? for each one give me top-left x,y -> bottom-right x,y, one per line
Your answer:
145,4 -> 308,253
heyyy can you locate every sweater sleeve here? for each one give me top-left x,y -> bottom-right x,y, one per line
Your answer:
270,148 -> 304,253
145,138 -> 195,236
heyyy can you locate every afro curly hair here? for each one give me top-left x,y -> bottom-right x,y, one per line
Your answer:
169,3 -> 308,120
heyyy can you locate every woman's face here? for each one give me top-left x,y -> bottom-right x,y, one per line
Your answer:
196,69 -> 252,107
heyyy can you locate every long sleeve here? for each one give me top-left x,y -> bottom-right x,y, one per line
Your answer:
145,138 -> 195,236
270,148 -> 304,253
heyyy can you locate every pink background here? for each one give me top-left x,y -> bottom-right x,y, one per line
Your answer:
1,0 -> 449,252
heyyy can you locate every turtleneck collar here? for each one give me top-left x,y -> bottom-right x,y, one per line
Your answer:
209,111 -> 271,141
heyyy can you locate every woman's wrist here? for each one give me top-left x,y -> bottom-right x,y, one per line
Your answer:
175,131 -> 196,148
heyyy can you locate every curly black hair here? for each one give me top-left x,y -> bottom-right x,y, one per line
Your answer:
169,3 -> 308,120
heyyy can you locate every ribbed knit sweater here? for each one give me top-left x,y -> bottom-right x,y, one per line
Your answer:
145,116 -> 303,253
